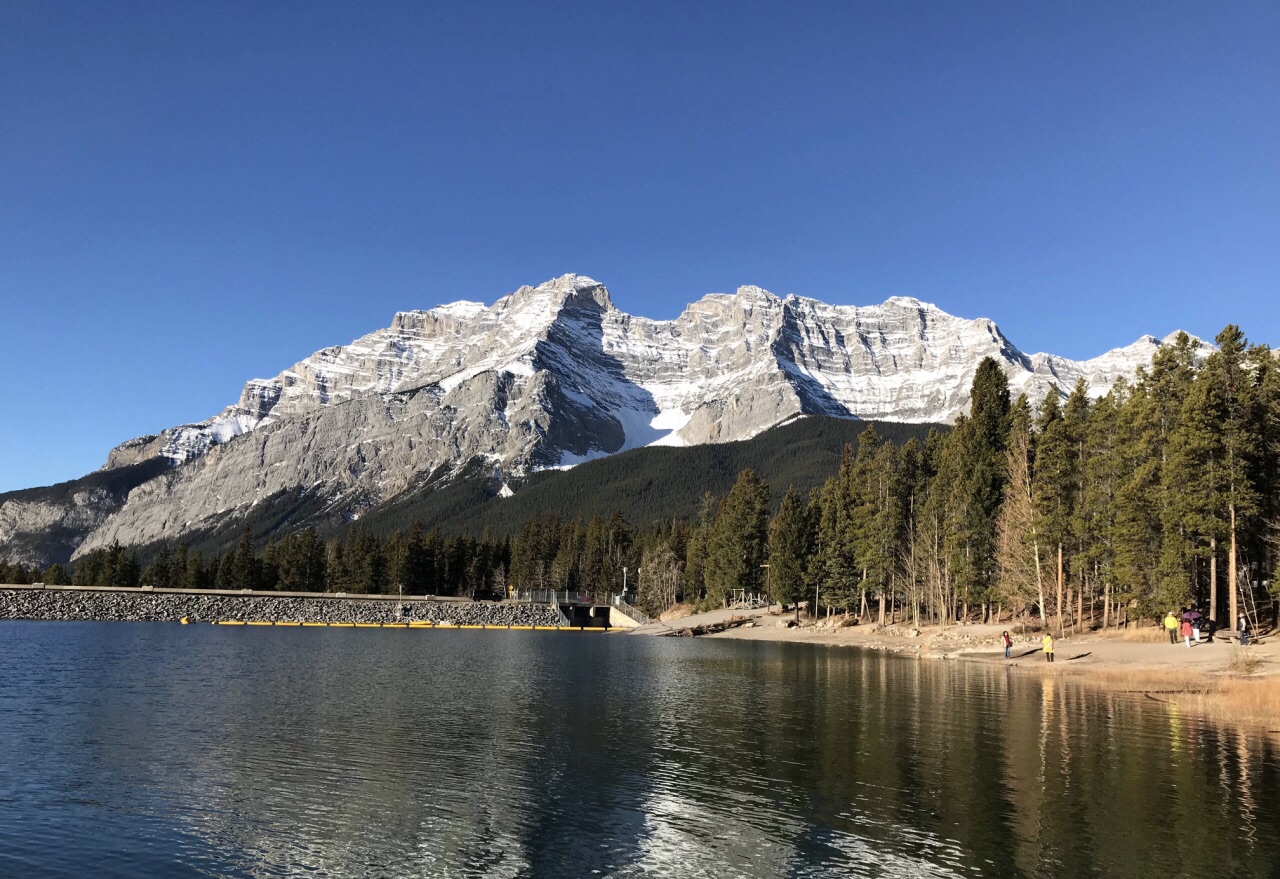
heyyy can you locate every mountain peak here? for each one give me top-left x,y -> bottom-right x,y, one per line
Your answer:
734,285 -> 779,301
882,295 -> 938,311
496,274 -> 613,312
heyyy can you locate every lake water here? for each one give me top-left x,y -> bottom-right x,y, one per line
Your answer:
0,622 -> 1276,878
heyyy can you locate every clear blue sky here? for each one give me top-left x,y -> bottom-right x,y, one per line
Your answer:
1,1 -> 1277,493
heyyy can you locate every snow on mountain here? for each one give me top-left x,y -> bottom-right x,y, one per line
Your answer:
62,274 -> 1199,557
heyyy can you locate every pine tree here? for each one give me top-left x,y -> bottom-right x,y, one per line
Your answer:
140,546 -> 174,588
1190,327 -> 1263,630
187,550 -> 208,590
173,542 -> 190,589
944,359 -> 1011,617
1080,384 -> 1125,627
704,469 -> 771,607
403,522 -> 430,594
767,486 -> 814,617
996,395 -> 1045,621
42,563 -> 70,586
230,527 -> 259,591
1112,340 -> 1197,615
1034,389 -> 1079,633
682,493 -> 715,604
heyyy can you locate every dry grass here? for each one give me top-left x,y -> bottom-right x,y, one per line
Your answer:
1227,649 -> 1264,676
1111,626 -> 1173,643
1074,652 -> 1279,732
658,603 -> 695,623
1172,675 -> 1280,731
1080,667 -> 1207,692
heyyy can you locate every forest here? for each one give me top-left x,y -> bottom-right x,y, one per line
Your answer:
7,325 -> 1276,632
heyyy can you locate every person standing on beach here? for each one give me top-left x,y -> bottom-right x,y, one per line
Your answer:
1042,633 -> 1055,663
1164,612 -> 1179,644
1180,618 -> 1193,648
1002,630 -> 1013,659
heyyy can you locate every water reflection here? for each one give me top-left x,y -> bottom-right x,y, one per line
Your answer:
0,623 -> 1276,878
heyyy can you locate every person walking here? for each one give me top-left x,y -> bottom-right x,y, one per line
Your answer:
1180,618 -> 1193,648
1238,615 -> 1251,647
1001,630 -> 1013,659
1163,611 -> 1179,644
1192,616 -> 1202,643
1042,632 -> 1055,663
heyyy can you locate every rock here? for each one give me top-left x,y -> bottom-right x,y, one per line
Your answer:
0,589 -> 563,627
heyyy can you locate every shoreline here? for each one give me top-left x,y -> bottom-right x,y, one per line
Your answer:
633,604 -> 1279,734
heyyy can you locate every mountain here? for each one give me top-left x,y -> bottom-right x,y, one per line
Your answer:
104,417 -> 940,564
1,275 -> 1201,567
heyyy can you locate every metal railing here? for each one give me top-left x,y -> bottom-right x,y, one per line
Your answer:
551,602 -> 571,627
509,588 -> 601,606
611,595 -> 650,625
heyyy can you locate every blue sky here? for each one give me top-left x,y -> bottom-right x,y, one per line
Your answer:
1,1 -> 1277,493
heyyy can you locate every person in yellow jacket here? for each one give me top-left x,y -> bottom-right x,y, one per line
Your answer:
1042,633 -> 1055,663
1163,611 -> 1179,644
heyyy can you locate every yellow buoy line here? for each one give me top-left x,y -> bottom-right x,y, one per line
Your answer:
210,620 -> 610,631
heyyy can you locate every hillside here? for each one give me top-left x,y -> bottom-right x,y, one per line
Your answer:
164,417 -> 941,559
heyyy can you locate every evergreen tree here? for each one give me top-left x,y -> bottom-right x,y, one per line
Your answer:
1188,327 -> 1263,629
187,550 -> 208,590
140,546 -> 174,588
996,396 -> 1045,621
682,493 -> 716,603
42,563 -> 70,586
1034,389 -> 1079,633
1080,384 -> 1125,627
230,527 -> 260,591
704,469 -> 771,606
173,542 -> 190,589
767,486 -> 814,617
945,359 -> 1011,616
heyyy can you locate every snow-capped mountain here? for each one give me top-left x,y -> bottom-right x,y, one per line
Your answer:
2,275 -> 1200,564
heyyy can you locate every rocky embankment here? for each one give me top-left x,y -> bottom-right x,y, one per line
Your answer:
0,589 -> 563,626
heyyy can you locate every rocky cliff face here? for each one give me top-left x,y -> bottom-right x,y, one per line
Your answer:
0,275 -> 1199,566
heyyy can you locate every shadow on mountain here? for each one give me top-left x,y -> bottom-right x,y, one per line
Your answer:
773,304 -> 855,418
530,288 -> 661,467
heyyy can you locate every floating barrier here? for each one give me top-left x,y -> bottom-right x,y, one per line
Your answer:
208,620 -> 613,632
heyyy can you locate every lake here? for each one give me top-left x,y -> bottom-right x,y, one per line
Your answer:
0,622 -> 1276,878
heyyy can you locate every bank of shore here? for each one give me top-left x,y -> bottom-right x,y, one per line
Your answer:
0,586 -> 562,627
632,604 -> 1279,733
